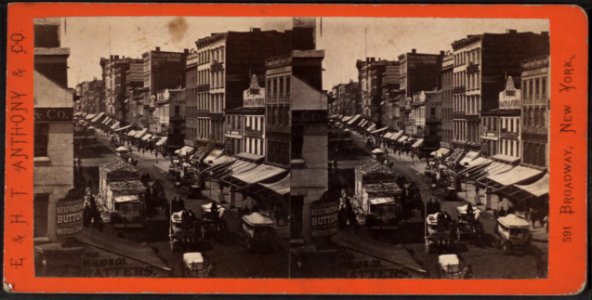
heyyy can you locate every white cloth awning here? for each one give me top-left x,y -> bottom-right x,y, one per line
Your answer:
366,124 -> 376,132
342,116 -> 352,122
232,164 -> 287,185
127,130 -> 138,137
134,128 -> 147,138
467,157 -> 491,168
91,112 -> 105,123
459,151 -> 480,167
369,197 -> 395,205
515,173 -> 549,197
390,131 -> 404,141
115,146 -> 129,152
114,124 -> 131,132
383,132 -> 394,139
102,117 -> 112,125
412,138 -> 424,148
203,149 -> 223,164
397,135 -> 408,142
141,134 -> 153,141
114,195 -> 139,204
371,127 -> 388,134
85,113 -> 96,120
175,146 -> 195,156
110,121 -> 121,130
487,165 -> 544,186
359,120 -> 368,128
431,147 -> 451,158
347,114 -> 361,125
155,137 -> 168,147
259,173 -> 290,196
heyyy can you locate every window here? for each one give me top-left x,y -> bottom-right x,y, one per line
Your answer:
35,123 -> 50,157
34,193 -> 49,237
535,78 -> 540,98
285,77 -> 290,95
541,77 -> 547,98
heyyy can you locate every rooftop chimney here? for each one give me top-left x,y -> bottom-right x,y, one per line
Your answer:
507,29 -> 517,34
156,47 -> 161,52
411,49 -> 417,54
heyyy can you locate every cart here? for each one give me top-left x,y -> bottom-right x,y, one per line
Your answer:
182,252 -> 214,277
241,212 -> 276,252
438,254 -> 466,279
494,214 -> 531,254
454,204 -> 483,241
200,202 -> 226,240
169,211 -> 197,251
425,212 -> 452,252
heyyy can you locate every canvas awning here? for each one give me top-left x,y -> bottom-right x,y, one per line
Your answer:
459,151 -> 480,167
127,130 -> 138,137
359,120 -> 368,128
396,135 -> 408,143
383,132 -> 394,139
342,116 -> 352,122
91,112 -> 104,123
134,128 -> 147,138
175,146 -> 195,156
472,161 -> 514,182
203,148 -> 224,164
102,117 -> 112,125
431,147 -> 451,158
231,164 -> 287,185
390,131 -> 404,141
85,113 -> 96,120
371,127 -> 388,134
155,137 -> 168,147
446,148 -> 464,166
515,173 -> 549,197
347,114 -> 361,125
487,165 -> 544,187
366,124 -> 376,132
216,159 -> 259,179
258,173 -> 290,196
467,157 -> 491,168
411,138 -> 424,148
200,155 -> 236,176
110,121 -> 120,130
141,134 -> 153,141
114,124 -> 131,132
113,195 -> 140,204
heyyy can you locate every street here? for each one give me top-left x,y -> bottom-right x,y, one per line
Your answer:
77,132 -> 289,278
333,129 -> 547,279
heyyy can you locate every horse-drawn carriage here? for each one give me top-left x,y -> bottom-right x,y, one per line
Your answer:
169,211 -> 198,251
454,204 -> 484,241
425,212 -> 452,252
494,214 -> 532,254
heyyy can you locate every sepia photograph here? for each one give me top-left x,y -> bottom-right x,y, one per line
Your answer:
33,15 -> 550,280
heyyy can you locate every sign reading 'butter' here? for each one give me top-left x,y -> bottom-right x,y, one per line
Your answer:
56,198 -> 84,237
310,200 -> 339,238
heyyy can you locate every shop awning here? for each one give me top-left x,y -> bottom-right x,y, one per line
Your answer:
390,130 -> 404,141
472,161 -> 514,182
200,155 -> 236,175
258,173 -> 290,196
411,138 -> 424,148
515,173 -> 549,197
155,137 -> 168,147
127,130 -> 137,137
366,124 -> 376,132
134,128 -> 147,139
141,134 -> 153,141
431,147 -> 451,158
466,157 -> 491,168
487,165 -> 544,187
85,113 -> 96,120
359,120 -> 368,128
175,146 -> 195,156
203,148 -> 224,164
458,158 -> 491,176
396,135 -> 408,143
231,164 -> 287,185
113,195 -> 140,203
371,127 -> 388,134
459,151 -> 480,167
369,197 -> 395,205
347,114 -> 361,125
216,159 -> 258,179
91,112 -> 105,123
342,116 -> 352,122
102,117 -> 112,125
383,132 -> 394,139
357,118 -> 366,127
110,121 -> 121,130
114,124 -> 131,132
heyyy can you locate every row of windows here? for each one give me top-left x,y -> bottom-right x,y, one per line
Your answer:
197,46 -> 225,65
441,129 -> 453,145
454,48 -> 481,67
453,94 -> 481,115
522,76 -> 547,103
453,70 -> 481,91
245,115 -> 264,131
523,107 -> 547,128
245,137 -> 264,156
500,117 -> 520,133
211,70 -> 225,90
266,75 -> 291,102
500,138 -> 520,158
522,142 -> 547,168
266,139 -> 290,166
453,120 -> 479,143
266,104 -> 290,127
197,69 -> 210,86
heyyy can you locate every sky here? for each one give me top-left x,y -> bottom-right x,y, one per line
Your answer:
62,16 -> 548,90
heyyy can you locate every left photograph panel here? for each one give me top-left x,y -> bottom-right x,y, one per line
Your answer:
33,16 -> 300,278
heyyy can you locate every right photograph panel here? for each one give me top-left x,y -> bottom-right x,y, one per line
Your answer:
289,17 -> 550,279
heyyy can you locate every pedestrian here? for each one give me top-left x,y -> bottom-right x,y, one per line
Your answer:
427,198 -> 434,214
529,207 -> 539,228
463,264 -> 473,279
433,199 -> 441,213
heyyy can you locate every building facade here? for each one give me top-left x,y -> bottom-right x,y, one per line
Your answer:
451,30 -> 549,152
356,58 -> 397,125
155,88 -> 186,150
439,51 -> 454,149
34,18 -> 75,243
520,56 -> 549,169
185,50 -> 199,146
76,79 -> 104,114
100,56 -> 143,125
329,81 -> 360,116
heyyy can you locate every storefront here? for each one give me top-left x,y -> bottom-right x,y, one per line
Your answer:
479,165 -> 544,211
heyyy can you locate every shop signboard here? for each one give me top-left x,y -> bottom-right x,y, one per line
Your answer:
81,246 -> 170,277
310,199 -> 339,238
56,198 -> 84,237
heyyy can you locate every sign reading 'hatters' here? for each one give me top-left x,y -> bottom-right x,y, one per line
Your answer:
4,2 -> 588,296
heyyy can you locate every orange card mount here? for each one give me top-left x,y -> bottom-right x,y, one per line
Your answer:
4,3 -> 588,295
